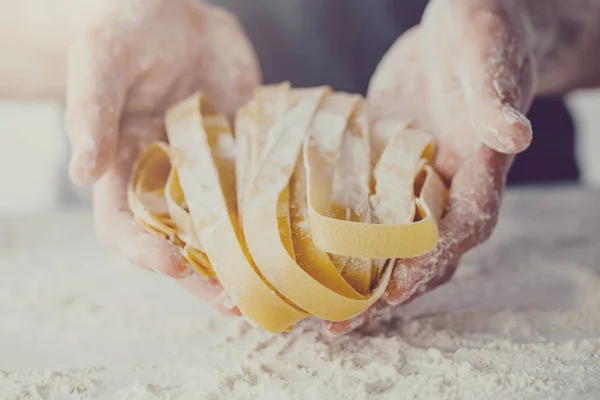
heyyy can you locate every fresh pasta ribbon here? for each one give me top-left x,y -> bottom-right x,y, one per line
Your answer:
128,84 -> 449,333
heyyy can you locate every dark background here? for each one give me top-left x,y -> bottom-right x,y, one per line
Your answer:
210,0 -> 580,185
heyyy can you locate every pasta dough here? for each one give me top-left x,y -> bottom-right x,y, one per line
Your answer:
128,83 -> 448,333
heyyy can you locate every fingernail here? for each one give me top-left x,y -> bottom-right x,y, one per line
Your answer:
475,105 -> 532,155
501,104 -> 532,152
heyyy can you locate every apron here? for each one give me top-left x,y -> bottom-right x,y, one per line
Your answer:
207,0 -> 579,185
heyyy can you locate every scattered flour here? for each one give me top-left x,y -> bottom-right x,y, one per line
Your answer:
1,187 -> 600,399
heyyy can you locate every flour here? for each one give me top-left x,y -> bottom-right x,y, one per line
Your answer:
1,188 -> 600,400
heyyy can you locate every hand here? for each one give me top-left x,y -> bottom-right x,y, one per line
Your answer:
65,0 -> 260,314
325,0 -> 537,334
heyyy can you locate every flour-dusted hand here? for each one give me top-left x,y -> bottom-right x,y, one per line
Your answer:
325,0 -> 544,335
65,0 -> 260,314
327,0 -> 600,335
374,0 -> 537,302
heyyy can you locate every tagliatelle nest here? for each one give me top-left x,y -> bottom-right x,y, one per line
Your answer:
128,83 -> 448,333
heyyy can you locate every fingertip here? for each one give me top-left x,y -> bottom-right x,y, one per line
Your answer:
227,307 -> 242,317
144,236 -> 192,278
323,321 -> 346,337
468,101 -> 532,155
499,104 -> 533,153
115,224 -> 191,278
66,112 -> 119,186
68,147 -> 110,186
382,262 -> 408,305
178,274 -> 241,316
209,297 -> 242,317
323,312 -> 370,336
382,289 -> 407,306
382,259 -> 430,305
204,278 -> 242,316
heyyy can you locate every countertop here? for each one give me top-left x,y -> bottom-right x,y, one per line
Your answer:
1,186 -> 599,399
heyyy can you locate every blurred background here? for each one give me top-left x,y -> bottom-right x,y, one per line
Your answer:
1,0 -> 600,218
0,101 -> 90,217
1,90 -> 599,217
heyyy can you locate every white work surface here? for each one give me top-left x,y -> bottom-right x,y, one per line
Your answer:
1,187 -> 600,400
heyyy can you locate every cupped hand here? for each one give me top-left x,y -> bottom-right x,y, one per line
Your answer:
65,0 -> 260,314
326,0 -> 536,334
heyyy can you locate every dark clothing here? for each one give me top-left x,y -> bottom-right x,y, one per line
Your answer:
208,0 -> 579,185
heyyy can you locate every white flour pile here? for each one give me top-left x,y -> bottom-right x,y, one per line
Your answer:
1,187 -> 600,399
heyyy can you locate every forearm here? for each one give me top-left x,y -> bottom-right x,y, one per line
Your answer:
0,0 -> 106,99
517,0 -> 600,94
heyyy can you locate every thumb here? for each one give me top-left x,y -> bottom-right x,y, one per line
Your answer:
459,8 -> 534,155
65,29 -> 126,186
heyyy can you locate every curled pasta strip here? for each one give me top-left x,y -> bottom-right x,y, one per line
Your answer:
128,84 -> 448,333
